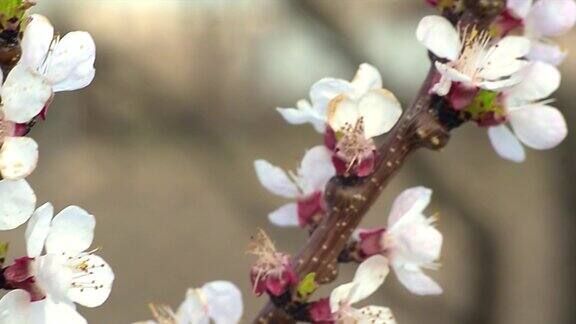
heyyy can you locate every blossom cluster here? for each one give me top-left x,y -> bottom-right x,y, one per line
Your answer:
422,0 -> 574,162
0,10 -> 114,324
246,0 -> 574,323
250,33 -> 444,324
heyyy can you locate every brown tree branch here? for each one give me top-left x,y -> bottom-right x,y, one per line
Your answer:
253,1 -> 506,322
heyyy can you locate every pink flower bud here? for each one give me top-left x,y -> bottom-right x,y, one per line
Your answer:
447,82 -> 479,111
332,150 -> 377,178
358,228 -> 386,257
309,298 -> 334,323
250,254 -> 297,297
3,256 -> 45,301
248,230 -> 298,297
297,191 -> 325,227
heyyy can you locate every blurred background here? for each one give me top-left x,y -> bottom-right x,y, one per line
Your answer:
2,0 -> 575,323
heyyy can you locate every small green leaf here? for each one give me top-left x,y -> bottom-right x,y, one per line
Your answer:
0,0 -> 22,17
0,0 -> 34,26
297,272 -> 319,300
465,90 -> 503,119
0,241 -> 9,265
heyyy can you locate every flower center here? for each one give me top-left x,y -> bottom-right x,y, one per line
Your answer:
336,117 -> 375,169
64,250 -> 107,293
248,229 -> 287,286
454,25 -> 493,80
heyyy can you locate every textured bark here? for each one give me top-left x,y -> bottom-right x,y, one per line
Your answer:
253,1 -> 506,322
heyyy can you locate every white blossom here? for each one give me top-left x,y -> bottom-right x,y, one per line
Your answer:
508,0 -> 576,65
0,203 -> 115,324
416,15 -> 530,96
487,62 -> 566,162
135,281 -> 243,324
326,66 -> 402,176
1,14 -> 96,124
254,145 -> 334,227
277,63 -> 397,134
383,187 -> 443,295
0,289 -> 87,324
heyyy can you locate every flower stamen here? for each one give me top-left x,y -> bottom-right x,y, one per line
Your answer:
149,303 -> 177,324
336,117 -> 375,172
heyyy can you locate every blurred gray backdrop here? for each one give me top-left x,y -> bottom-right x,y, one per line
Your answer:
2,0 -> 576,323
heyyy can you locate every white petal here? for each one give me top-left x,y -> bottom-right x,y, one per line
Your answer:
276,99 -> 326,133
357,306 -> 397,324
388,186 -> 432,228
479,36 -> 531,80
29,297 -> 87,324
434,62 -> 472,83
327,95 -> 359,132
505,62 -> 560,105
299,145 -> 335,193
309,78 -> 353,114
0,290 -> 31,324
528,39 -> 567,66
329,281 -> 356,313
46,31 -> 96,92
1,63 -> 52,123
358,89 -> 402,138
268,203 -> 299,227
20,14 -> 54,70
35,254 -> 74,302
25,202 -> 54,258
276,107 -> 313,124
254,160 -> 298,199
176,289 -> 210,324
350,63 -> 383,97
330,255 -> 389,312
507,0 -> 533,19
67,254 -> 114,307
348,255 -> 389,304
202,281 -> 244,324
416,15 -> 460,61
487,125 -> 526,162
430,74 -> 452,96
0,136 -> 39,180
392,223 -> 443,265
477,75 -> 523,91
509,105 -> 567,150
527,0 -> 576,37
393,266 -> 443,295
45,206 -> 95,254
0,179 -> 36,230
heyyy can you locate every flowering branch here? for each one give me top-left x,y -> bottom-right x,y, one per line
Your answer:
254,1 -> 507,322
